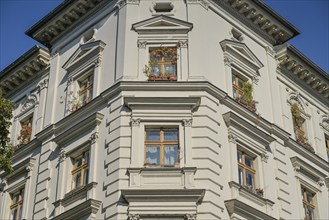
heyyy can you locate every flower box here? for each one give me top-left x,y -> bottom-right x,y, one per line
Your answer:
236,98 -> 257,112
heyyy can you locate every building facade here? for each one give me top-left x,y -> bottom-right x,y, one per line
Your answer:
0,0 -> 328,219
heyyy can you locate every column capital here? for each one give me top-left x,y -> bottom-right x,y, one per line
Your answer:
185,214 -> 197,220
131,118 -> 141,127
128,214 -> 140,220
183,119 -> 193,127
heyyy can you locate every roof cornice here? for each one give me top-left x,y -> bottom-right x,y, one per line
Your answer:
0,46 -> 50,95
25,0 -> 107,47
275,44 -> 329,100
211,0 -> 300,45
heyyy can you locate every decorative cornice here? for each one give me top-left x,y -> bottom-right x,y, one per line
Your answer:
25,0 -> 107,47
276,45 -> 329,100
0,46 -> 50,95
212,0 -> 299,45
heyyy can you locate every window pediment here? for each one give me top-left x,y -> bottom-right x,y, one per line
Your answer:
132,15 -> 193,34
220,39 -> 264,74
62,40 -> 106,73
223,111 -> 275,155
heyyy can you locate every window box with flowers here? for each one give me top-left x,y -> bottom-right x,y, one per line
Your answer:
17,117 -> 33,145
235,81 -> 258,112
291,103 -> 315,153
144,46 -> 178,81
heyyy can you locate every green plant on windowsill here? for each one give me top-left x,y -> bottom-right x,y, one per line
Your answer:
236,82 -> 258,112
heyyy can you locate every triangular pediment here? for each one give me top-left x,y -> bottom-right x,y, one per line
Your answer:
132,15 -> 193,34
220,40 -> 264,71
63,40 -> 106,70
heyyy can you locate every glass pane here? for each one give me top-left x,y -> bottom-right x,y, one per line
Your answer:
145,146 -> 160,165
18,204 -> 23,220
164,64 -> 176,75
246,171 -> 254,187
164,145 -> 178,166
146,130 -> 160,141
163,129 -> 178,141
308,206 -> 314,220
75,157 -> 83,167
80,93 -> 87,104
245,155 -> 253,168
232,75 -> 236,84
238,80 -> 244,88
238,167 -> 244,185
84,151 -> 90,164
11,208 -> 18,220
84,168 -> 89,186
237,151 -> 242,163
73,172 -> 82,188
306,192 -> 313,203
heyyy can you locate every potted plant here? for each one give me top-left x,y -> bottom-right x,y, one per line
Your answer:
236,82 -> 258,112
17,124 -> 32,145
255,188 -> 264,197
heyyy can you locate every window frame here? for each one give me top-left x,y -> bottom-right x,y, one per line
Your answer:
144,127 -> 180,168
232,72 -> 246,100
148,46 -> 178,77
9,188 -> 24,220
78,74 -> 93,106
17,115 -> 33,145
325,134 -> 329,161
71,150 -> 90,190
301,187 -> 316,220
237,149 -> 256,188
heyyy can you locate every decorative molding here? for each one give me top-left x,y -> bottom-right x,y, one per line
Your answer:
320,113 -> 329,132
131,118 -> 141,127
260,153 -> 269,163
184,214 -> 197,220
182,119 -> 193,127
21,94 -> 38,113
59,148 -> 67,163
265,46 -> 275,57
186,0 -> 209,10
178,40 -> 188,48
228,133 -> 238,144
0,180 -> 7,192
38,78 -> 49,90
224,56 -> 233,67
137,40 -> 147,49
89,132 -> 99,144
94,57 -> 102,67
116,0 -> 140,9
128,214 -> 140,220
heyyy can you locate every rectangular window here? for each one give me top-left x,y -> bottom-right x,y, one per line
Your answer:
145,128 -> 179,167
71,151 -> 89,189
10,189 -> 24,220
232,74 -> 245,99
237,150 -> 255,188
17,116 -> 33,145
149,47 -> 177,77
79,75 -> 93,106
301,187 -> 315,220
325,134 -> 329,161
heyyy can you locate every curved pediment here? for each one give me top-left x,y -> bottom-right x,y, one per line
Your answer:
132,15 -> 193,34
220,39 -> 264,72
62,40 -> 106,72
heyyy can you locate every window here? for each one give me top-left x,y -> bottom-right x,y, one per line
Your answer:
149,47 -> 177,77
237,150 -> 255,188
145,128 -> 179,167
232,73 -> 245,100
78,75 -> 93,106
10,188 -> 24,220
325,134 -> 329,161
17,116 -> 33,145
71,151 -> 89,189
291,103 -> 310,148
301,187 -> 316,220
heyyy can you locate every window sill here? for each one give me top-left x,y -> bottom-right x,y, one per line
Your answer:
228,181 -> 274,208
147,74 -> 177,81
127,167 -> 196,188
53,182 -> 97,217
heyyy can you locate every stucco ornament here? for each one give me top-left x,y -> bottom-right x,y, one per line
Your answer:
128,214 -> 140,220
21,94 -> 38,112
185,214 -> 197,220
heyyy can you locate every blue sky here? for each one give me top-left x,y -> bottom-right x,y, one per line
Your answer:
0,0 -> 328,72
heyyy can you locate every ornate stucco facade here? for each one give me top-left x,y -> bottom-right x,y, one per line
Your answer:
0,0 -> 328,219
